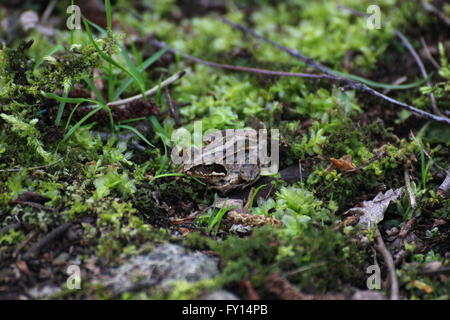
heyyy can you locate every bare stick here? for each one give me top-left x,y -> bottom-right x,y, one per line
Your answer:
410,131 -> 449,175
421,1 -> 450,26
395,31 -> 440,115
221,19 -> 450,126
404,170 -> 417,210
108,70 -> 185,107
0,158 -> 63,173
150,39 -> 335,80
437,167 -> 450,198
164,87 -> 181,126
23,222 -> 73,260
420,37 -> 440,71
82,70 -> 185,110
376,228 -> 399,300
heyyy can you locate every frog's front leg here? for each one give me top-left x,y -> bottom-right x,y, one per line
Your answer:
240,164 -> 260,183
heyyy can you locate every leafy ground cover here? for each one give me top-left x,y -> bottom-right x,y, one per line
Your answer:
0,0 -> 449,300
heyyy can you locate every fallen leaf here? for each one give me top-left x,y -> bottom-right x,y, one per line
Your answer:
179,227 -> 191,237
16,260 -> 31,276
412,280 -> 433,293
345,188 -> 403,229
326,155 -> 357,172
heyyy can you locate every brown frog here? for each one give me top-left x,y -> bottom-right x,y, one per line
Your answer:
180,130 -> 261,193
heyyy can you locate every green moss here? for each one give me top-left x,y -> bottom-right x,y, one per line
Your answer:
210,226 -> 366,295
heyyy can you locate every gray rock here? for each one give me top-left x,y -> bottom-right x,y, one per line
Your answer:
105,243 -> 220,295
351,290 -> 386,300
203,290 -> 239,300
28,285 -> 62,299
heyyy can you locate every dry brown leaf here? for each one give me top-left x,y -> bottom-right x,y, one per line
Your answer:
345,188 -> 403,229
179,227 -> 191,237
326,155 -> 357,172
412,280 -> 433,293
16,260 -> 31,276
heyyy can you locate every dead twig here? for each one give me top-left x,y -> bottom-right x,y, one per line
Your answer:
241,279 -> 260,300
83,70 -> 185,110
419,266 -> 450,275
404,170 -> 417,210
1,222 -> 21,234
23,222 -> 73,260
382,76 -> 407,95
164,87 -> 181,126
421,1 -> 450,26
344,152 -> 384,174
0,158 -> 63,173
396,170 -> 419,240
394,31 -> 440,115
266,271 -> 344,300
150,39 -> 335,80
13,230 -> 38,258
11,201 -> 55,212
222,18 -> 450,126
410,131 -> 448,175
437,167 -> 450,198
375,228 -> 399,300
420,37 -> 441,71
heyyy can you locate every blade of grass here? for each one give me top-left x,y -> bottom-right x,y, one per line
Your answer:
84,18 -> 107,36
247,184 -> 267,209
105,0 -> 112,31
54,86 -> 70,126
120,45 -> 145,92
329,70 -> 432,90
151,173 -> 206,185
83,77 -> 106,104
148,115 -> 170,146
43,92 -> 114,131
83,19 -> 145,95
116,124 -> 155,148
118,117 -> 146,124
34,44 -> 64,70
63,106 -> 104,142
112,47 -> 168,100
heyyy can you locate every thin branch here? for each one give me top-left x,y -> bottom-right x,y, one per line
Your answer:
410,131 -> 449,175
420,37 -> 441,71
437,166 -> 450,198
23,222 -> 73,260
150,39 -> 335,80
83,70 -> 186,110
376,228 -> 399,300
395,31 -> 440,115
108,70 -> 185,107
221,19 -> 450,126
382,76 -> 407,95
421,1 -> 450,26
404,169 -> 417,210
0,158 -> 63,173
164,87 -> 181,126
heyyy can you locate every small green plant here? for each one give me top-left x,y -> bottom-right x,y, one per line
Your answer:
207,200 -> 235,234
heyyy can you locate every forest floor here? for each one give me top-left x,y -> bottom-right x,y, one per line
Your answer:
0,0 -> 449,300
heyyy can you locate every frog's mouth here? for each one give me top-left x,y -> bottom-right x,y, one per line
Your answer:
187,164 -> 227,177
